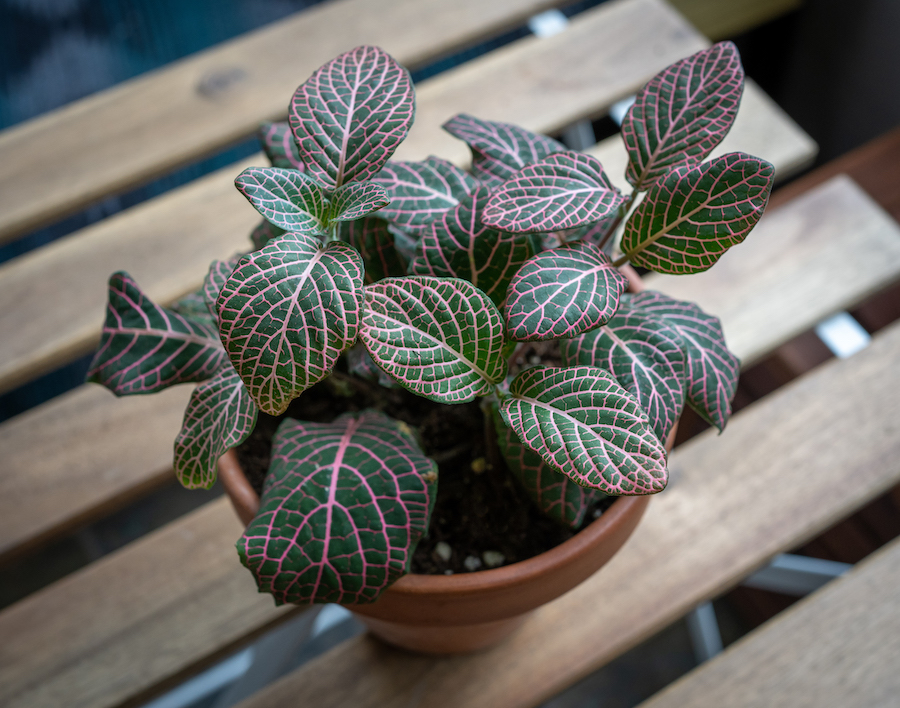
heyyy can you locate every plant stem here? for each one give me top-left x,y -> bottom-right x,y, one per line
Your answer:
324,221 -> 341,244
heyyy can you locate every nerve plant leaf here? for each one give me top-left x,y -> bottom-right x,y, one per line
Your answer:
561,308 -> 686,442
170,288 -> 215,328
500,366 -> 668,495
359,276 -> 507,403
173,365 -> 257,490
237,411 -> 437,605
504,242 -> 629,341
620,152 -> 774,274
216,231 -> 364,415
623,42 -> 744,190
87,272 -> 226,395
327,181 -> 389,222
498,419 -> 604,528
628,290 -> 739,431
372,157 -> 478,232
442,113 -> 565,185
483,152 -> 625,233
202,255 -> 243,321
409,185 -> 533,306
259,121 -> 304,171
289,45 -> 415,188
340,216 -> 407,284
235,167 -> 327,235
250,220 -> 285,251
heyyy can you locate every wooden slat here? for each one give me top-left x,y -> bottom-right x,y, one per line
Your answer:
233,318 -> 900,708
0,91 -> 815,396
0,0 -> 721,395
638,537 -> 900,708
390,0 -> 709,165
0,497 -> 297,708
1,170 -> 871,565
0,384 -> 191,563
1,177 -> 896,708
0,0 -> 573,243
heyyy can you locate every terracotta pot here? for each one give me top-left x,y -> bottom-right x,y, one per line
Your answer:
217,267 -> 668,654
218,452 -> 656,655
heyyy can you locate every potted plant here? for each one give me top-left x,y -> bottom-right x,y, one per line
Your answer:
87,41 -> 771,653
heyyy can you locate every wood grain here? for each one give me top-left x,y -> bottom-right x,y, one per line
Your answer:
638,537 -> 900,708
0,0 -> 572,243
390,0 -> 708,166
234,318 -> 900,708
0,497 -> 299,708
0,384 -> 191,563
0,84 -> 814,395
1,175 -> 889,563
3,320 -> 897,708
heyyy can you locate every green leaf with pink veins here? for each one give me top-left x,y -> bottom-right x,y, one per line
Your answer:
216,231 -> 364,416
628,290 -> 739,431
372,156 -> 479,233
561,307 -> 687,443
237,410 -> 437,605
497,415 -> 605,528
259,121 -> 305,171
250,220 -> 285,251
619,152 -> 774,274
482,151 -> 625,233
408,185 -> 534,307
359,276 -> 507,404
173,365 -> 258,490
340,216 -> 408,284
289,45 -> 415,188
503,242 -> 629,341
442,113 -> 565,186
202,254 -> 243,322
327,181 -> 390,223
87,271 -> 226,396
622,41 -> 745,191
500,366 -> 668,495
235,166 -> 329,236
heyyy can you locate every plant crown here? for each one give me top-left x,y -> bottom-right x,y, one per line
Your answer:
88,42 -> 771,605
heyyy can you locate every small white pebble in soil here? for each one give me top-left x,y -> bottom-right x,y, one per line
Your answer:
482,550 -> 506,568
529,355 -> 542,365
464,555 -> 482,571
444,569 -> 454,575
593,508 -> 604,519
470,457 -> 487,474
434,541 -> 452,562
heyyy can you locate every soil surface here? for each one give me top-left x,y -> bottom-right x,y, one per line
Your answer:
235,349 -> 613,575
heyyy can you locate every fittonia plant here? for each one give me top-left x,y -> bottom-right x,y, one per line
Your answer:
88,42 -> 772,605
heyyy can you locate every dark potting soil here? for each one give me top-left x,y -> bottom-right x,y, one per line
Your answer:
235,349 -> 614,576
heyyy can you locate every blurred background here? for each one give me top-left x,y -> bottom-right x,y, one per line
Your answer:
1,1 -> 898,706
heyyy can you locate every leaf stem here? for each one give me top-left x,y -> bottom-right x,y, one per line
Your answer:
324,221 -> 341,244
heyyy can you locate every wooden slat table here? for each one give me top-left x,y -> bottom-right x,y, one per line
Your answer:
225,318 -> 900,708
637,536 -> 900,708
8,173 -> 895,708
0,0 -> 817,561
5,1 -> 895,708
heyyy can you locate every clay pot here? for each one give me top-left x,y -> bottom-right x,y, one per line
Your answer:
218,453 -> 655,655
217,266 -> 667,654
